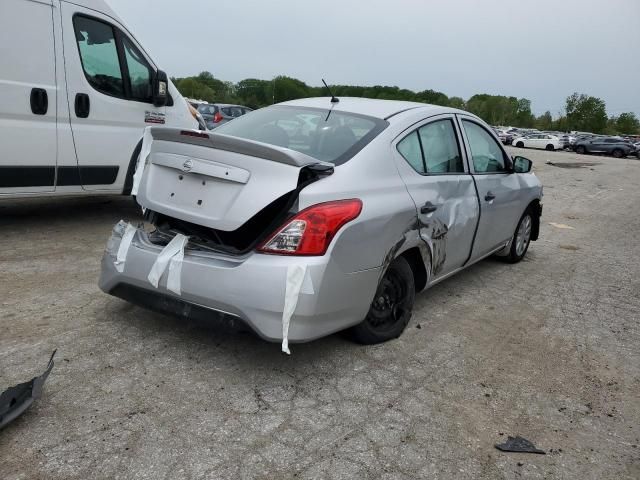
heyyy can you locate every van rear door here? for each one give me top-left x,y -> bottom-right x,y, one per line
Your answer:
0,0 -> 57,194
60,3 -> 163,191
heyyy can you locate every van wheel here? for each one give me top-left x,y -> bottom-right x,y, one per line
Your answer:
351,256 -> 415,344
546,144 -> 555,151
516,141 -> 524,148
503,209 -> 533,264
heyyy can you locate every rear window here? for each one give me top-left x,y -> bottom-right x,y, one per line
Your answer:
213,105 -> 388,165
197,104 -> 218,115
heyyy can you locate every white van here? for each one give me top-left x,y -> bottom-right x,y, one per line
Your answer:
0,0 -> 201,198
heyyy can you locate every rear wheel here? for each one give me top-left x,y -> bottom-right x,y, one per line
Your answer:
612,149 -> 624,158
516,141 -> 524,148
503,210 -> 533,263
545,144 -> 555,151
351,256 -> 415,344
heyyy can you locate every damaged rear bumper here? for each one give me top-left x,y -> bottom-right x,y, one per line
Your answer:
99,224 -> 380,343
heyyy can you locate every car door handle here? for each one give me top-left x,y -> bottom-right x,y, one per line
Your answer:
485,192 -> 496,202
30,88 -> 48,115
75,93 -> 90,118
420,202 -> 439,214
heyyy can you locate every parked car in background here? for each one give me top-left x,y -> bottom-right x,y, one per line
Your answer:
512,133 -> 562,151
572,137 -> 635,158
100,98 -> 543,347
197,103 -> 253,129
0,0 -> 200,199
494,129 -> 515,145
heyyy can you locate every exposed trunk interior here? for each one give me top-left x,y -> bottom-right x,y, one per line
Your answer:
144,163 -> 333,255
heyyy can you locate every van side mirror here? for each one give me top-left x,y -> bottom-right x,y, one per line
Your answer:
513,156 -> 533,173
153,70 -> 168,107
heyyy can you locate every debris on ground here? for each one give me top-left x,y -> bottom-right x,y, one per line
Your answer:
549,222 -> 575,230
0,351 -> 56,430
545,161 -> 600,169
495,436 -> 546,454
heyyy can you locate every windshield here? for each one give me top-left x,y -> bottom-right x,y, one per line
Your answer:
214,105 -> 388,165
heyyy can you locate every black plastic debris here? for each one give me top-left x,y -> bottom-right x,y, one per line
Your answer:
495,436 -> 546,454
0,350 -> 56,430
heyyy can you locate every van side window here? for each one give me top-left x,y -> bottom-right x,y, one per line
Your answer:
73,16 -> 124,98
462,120 -> 508,173
122,36 -> 153,102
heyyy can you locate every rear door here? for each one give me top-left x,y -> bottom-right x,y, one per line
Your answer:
0,0 -> 57,194
393,115 -> 479,277
458,116 -> 523,260
61,4 -> 162,191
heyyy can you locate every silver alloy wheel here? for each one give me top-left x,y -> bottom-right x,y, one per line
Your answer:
515,214 -> 532,257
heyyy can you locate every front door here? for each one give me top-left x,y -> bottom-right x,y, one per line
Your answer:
393,115 -> 479,278
458,116 -> 523,260
0,0 -> 57,194
61,4 -> 163,191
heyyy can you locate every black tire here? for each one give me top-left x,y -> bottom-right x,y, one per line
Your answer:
122,140 -> 143,196
545,144 -> 555,151
611,149 -> 624,158
516,141 -> 524,148
503,209 -> 534,264
576,145 -> 586,154
350,256 -> 415,344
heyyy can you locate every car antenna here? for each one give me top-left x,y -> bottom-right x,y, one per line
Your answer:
322,79 -> 339,103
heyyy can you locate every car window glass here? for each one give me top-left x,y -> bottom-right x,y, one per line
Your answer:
121,35 -> 152,102
397,131 -> 425,173
215,105 -> 386,165
73,16 -> 124,97
417,120 -> 464,173
462,120 -> 507,173
198,105 -> 217,115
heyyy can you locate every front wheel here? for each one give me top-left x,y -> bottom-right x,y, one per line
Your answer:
350,256 -> 415,344
516,141 -> 524,148
503,210 -> 533,263
576,145 -> 586,154
611,149 -> 624,158
546,144 -> 555,151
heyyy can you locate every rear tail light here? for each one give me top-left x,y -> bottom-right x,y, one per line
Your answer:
257,199 -> 362,256
213,112 -> 223,123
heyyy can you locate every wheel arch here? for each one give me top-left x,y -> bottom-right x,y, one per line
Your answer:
397,245 -> 430,292
122,139 -> 143,196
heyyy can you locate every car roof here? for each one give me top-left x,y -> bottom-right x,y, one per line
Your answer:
278,97 -> 460,121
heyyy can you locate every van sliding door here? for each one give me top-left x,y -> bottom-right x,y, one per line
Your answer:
0,0 -> 57,194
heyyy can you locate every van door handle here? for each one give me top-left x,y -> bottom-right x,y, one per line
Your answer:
485,191 -> 496,201
30,88 -> 48,115
75,93 -> 90,118
420,201 -> 439,214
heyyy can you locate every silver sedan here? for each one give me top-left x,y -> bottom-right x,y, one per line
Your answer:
99,98 -> 543,350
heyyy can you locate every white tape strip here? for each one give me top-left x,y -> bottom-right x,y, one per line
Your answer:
282,264 -> 306,355
166,246 -> 185,295
114,223 -> 137,273
131,127 -> 153,196
147,234 -> 189,290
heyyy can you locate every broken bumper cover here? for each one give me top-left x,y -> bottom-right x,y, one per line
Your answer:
0,351 -> 55,430
99,226 -> 380,343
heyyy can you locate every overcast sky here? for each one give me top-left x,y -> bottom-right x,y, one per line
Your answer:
108,0 -> 640,117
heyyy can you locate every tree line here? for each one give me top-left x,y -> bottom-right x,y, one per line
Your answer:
173,72 -> 640,135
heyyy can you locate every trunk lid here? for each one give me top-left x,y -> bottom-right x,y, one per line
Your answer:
136,128 -> 328,231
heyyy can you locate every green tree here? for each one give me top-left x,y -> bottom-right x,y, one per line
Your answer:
175,78 -> 215,102
272,76 -> 310,103
536,111 -> 553,130
615,112 -> 640,134
415,89 -> 449,106
565,93 -> 608,133
448,96 -> 466,110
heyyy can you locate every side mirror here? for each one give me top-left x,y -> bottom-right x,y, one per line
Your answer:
153,70 -> 168,107
513,156 -> 533,173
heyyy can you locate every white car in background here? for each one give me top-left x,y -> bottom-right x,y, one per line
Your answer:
512,133 -> 562,151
